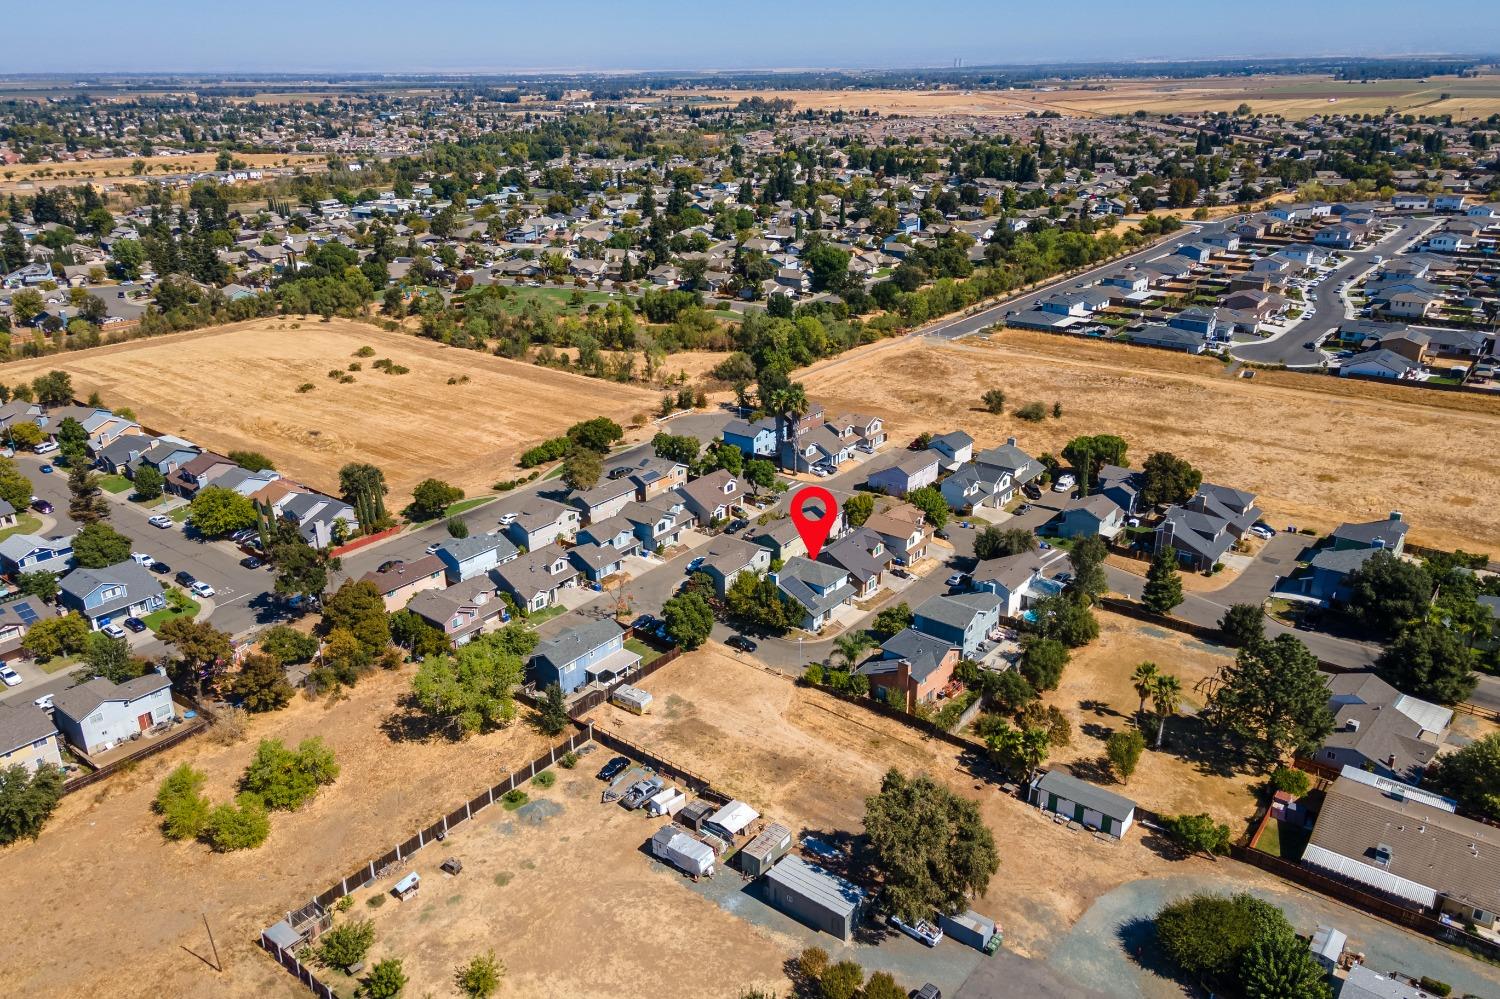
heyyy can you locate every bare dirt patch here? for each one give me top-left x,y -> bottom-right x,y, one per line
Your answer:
800,332 -> 1500,555
0,667 -> 552,999
0,319 -> 658,497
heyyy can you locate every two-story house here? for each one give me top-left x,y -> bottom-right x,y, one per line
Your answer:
436,534 -> 520,585
53,671 -> 174,754
927,432 -> 974,472
571,477 -> 638,525
406,577 -> 510,646
971,549 -> 1072,617
699,535 -> 771,598
722,416 -> 779,459
0,702 -> 62,773
621,498 -> 692,553
866,449 -> 941,497
859,629 -> 960,712
529,618 -> 640,694
772,557 -> 856,631
58,560 -> 164,630
359,555 -> 447,612
912,592 -> 1002,659
491,544 -> 579,612
626,457 -> 689,501
675,470 -> 744,527
940,460 -> 1014,514
503,497 -> 581,551
0,532 -> 74,577
863,505 -> 929,566
818,528 -> 887,598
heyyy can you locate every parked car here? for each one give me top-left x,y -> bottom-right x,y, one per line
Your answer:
123,617 -> 147,634
914,985 -> 942,999
607,466 -> 632,480
856,444 -> 875,454
685,556 -> 706,573
149,561 -> 171,575
33,441 -> 58,455
148,514 -> 173,528
890,915 -> 944,948
101,623 -> 128,640
425,541 -> 442,555
0,665 -> 21,687
33,692 -> 54,710
229,528 -> 256,543
945,573 -> 967,587
1052,474 -> 1076,493
1022,485 -> 1042,500
241,556 -> 265,569
630,614 -> 656,632
175,570 -> 196,587
190,580 -> 216,598
727,518 -> 750,533
727,635 -> 757,653
31,499 -> 53,515
595,756 -> 630,781
131,552 -> 154,566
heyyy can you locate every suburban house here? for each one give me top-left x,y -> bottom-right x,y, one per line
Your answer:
1341,349 -> 1422,380
359,555 -> 447,612
974,439 -> 1043,489
699,535 -> 771,598
771,557 -> 856,631
866,449 -> 941,497
492,544 -> 579,612
1132,324 -> 1207,354
675,470 -> 744,527
406,578 -> 511,646
1331,512 -> 1409,554
750,519 -> 809,562
862,504 -> 929,566
722,416 -> 779,458
940,458 -> 1013,513
435,534 -> 520,584
134,438 -> 201,478
971,549 -> 1072,617
566,542 -> 629,583
164,450 -> 238,498
58,560 -> 165,630
529,618 -> 639,695
45,405 -> 141,453
626,457 -> 688,501
0,532 -> 74,577
1314,674 -> 1452,782
1303,768 -> 1500,930
571,478 -> 638,524
818,528 -> 887,598
780,422 -> 857,473
503,497 -> 581,551
927,431 -> 975,471
858,628 -> 960,712
0,702 -> 61,773
621,498 -> 692,553
96,435 -> 154,476
1029,769 -> 1136,838
1155,484 -> 1260,572
912,592 -> 1002,659
1047,494 -> 1125,541
1096,464 -> 1142,515
52,671 -> 175,755
575,515 -> 644,558
1283,546 -> 1383,605
0,595 -> 47,659
828,413 -> 885,452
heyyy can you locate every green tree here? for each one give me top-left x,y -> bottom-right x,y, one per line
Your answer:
1206,635 -> 1333,766
1270,766 -> 1313,798
1163,813 -> 1231,857
1218,603 -> 1264,648
0,458 -> 34,512
31,370 -> 73,406
1154,892 -> 1292,984
805,242 -> 850,293
871,602 -> 913,639
562,447 -> 603,491
455,951 -> 504,998
1426,732 -> 1500,821
227,449 -> 275,471
905,485 -> 949,531
446,516 -> 469,539
818,960 -> 863,999
240,737 -> 340,811
566,416 -> 624,453
651,432 -> 701,466
1130,661 -> 1159,718
408,478 -> 463,521
985,720 -> 1050,778
1142,545 -> 1184,614
1018,637 -> 1069,692
662,590 -> 714,650
1106,729 -> 1146,784
1344,550 -> 1432,639
537,683 -> 570,736
1061,434 -> 1128,489
1024,593 -> 1098,647
365,957 -> 408,999
80,632 -> 141,683
20,612 -> 89,662
0,763 -> 64,845
67,465 -> 110,525
16,570 -> 58,602
1138,451 -> 1203,508
72,521 -> 132,568
1241,928 -> 1333,999
260,624 -> 319,665
411,627 -> 532,738
975,526 -> 1035,561
322,579 -> 391,653
339,462 -> 389,528
844,492 -> 875,528
56,416 -> 88,464
863,769 -> 999,922
271,537 -> 335,606
187,486 -> 258,537
1375,620 -> 1477,704
1150,672 -> 1183,748
131,463 -> 165,500
861,970 -> 905,999
981,388 -> 1006,414
202,793 -> 270,852
318,918 -> 376,972
8,421 -> 44,449
834,630 -> 874,671
229,653 -> 294,712
154,763 -> 212,841
725,571 -> 793,634
1069,535 -> 1109,604
159,618 -> 234,697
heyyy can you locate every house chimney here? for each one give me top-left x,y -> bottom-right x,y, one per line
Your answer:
1386,754 -> 1397,769
1006,437 -> 1017,448
1389,511 -> 1403,522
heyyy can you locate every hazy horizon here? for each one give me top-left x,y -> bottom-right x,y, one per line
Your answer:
9,1 -> 1499,75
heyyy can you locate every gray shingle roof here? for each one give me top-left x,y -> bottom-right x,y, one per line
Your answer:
0,702 -> 57,755
1035,769 -> 1135,820
532,618 -> 624,672
53,673 -> 171,722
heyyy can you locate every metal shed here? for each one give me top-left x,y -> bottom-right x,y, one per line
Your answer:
677,799 -> 715,832
610,684 -> 653,715
738,822 -> 793,876
761,854 -> 867,941
704,799 -> 760,842
1029,769 -> 1136,838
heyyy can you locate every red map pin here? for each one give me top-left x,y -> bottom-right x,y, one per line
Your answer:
789,486 -> 839,561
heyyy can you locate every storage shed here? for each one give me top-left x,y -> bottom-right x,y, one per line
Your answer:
704,799 -> 760,842
1309,924 -> 1346,973
610,684 -> 653,715
1029,769 -> 1136,837
940,909 -> 1001,952
738,822 -> 793,877
646,787 -> 686,818
761,854 -> 867,941
650,824 -> 715,877
677,799 -> 715,832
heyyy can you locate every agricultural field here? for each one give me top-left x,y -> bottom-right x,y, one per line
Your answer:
0,667 -> 555,999
692,74 -> 1500,120
0,319 -> 660,498
798,332 -> 1500,555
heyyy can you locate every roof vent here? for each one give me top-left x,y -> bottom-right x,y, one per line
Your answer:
1347,718 -> 1360,732
1374,843 -> 1392,867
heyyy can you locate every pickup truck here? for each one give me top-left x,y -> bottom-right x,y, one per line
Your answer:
621,777 -> 664,811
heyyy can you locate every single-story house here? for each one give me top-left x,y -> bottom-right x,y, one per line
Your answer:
1315,674 -> 1451,783
1047,494 -> 1125,541
699,535 -> 771,598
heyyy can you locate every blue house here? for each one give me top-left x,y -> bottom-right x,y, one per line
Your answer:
436,534 -> 519,584
911,592 -> 1002,659
529,619 -> 641,695
722,417 -> 778,458
0,533 -> 75,577
58,561 -> 164,630
1168,306 -> 1219,339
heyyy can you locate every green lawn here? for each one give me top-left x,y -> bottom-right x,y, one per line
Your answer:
0,512 -> 43,543
525,604 -> 567,626
97,474 -> 133,494
144,589 -> 201,632
35,654 -> 81,675
499,284 -> 619,317
1255,818 -> 1311,861
169,505 -> 191,523
443,496 -> 493,518
624,637 -> 663,666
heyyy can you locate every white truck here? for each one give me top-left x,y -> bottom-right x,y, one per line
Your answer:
650,824 -> 715,877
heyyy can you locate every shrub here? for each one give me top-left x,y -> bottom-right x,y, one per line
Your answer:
317,918 -> 375,972
802,663 -> 825,686
519,435 -> 570,468
1269,766 -> 1311,798
355,346 -> 375,357
797,947 -> 829,982
366,894 -> 386,909
1015,401 -> 1048,422
347,362 -> 362,372
202,794 -> 270,852
1419,977 -> 1453,997
981,388 -> 1006,414
559,751 -> 579,770
336,895 -> 354,913
502,789 -> 528,810
533,770 -> 556,789
296,383 -> 315,393
154,763 -> 211,841
456,951 -> 505,998
365,957 -> 407,999
240,737 -> 340,811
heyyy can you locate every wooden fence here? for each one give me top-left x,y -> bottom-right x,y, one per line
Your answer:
61,716 -> 209,795
589,725 -> 731,806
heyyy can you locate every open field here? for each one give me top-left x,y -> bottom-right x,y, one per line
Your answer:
0,667 -> 555,999
688,74 -> 1500,120
583,644 -> 1227,959
1037,613 -> 1258,827
798,332 -> 1500,555
0,319 -> 659,497
0,152 -> 327,190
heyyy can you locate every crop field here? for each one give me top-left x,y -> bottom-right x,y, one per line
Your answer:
798,332 -> 1500,555
690,74 -> 1500,120
0,667 -> 554,999
0,319 -> 659,497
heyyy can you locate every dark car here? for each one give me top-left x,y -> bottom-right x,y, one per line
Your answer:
727,635 -> 757,653
630,614 -> 656,632
607,466 -> 633,480
175,570 -> 196,587
123,616 -> 148,634
30,499 -> 53,514
1022,484 -> 1042,500
595,755 -> 630,781
240,556 -> 265,569
149,561 -> 171,575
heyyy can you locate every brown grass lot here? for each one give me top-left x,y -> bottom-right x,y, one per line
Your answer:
0,667 -> 554,999
687,74 -> 1500,120
0,152 -> 327,190
0,318 -> 659,498
798,332 -> 1500,555
583,643 -> 1226,959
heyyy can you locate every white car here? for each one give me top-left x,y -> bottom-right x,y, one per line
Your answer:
148,514 -> 173,529
190,581 -> 216,598
425,541 -> 443,555
1052,473 -> 1076,493
0,665 -> 22,687
945,573 -> 966,587
33,692 -> 54,710
131,552 -> 154,567
499,512 -> 518,525
101,623 -> 128,640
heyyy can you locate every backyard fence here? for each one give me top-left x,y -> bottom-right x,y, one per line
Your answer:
61,716 -> 209,795
565,639 -> 683,718
589,724 -> 731,806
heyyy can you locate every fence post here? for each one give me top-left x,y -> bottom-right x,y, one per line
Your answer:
367,860 -> 376,882
395,843 -> 403,861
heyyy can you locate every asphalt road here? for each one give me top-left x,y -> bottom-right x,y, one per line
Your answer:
1229,216 -> 1442,367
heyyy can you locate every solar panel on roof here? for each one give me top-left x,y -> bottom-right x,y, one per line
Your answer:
13,604 -> 39,625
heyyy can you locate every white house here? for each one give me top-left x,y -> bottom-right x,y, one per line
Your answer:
52,672 -> 174,755
0,703 -> 62,773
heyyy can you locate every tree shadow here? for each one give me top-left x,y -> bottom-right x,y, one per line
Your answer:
1078,698 -> 1122,718
1080,721 -> 1115,742
379,694 -> 455,743
1116,914 -> 1190,988
1153,713 -> 1243,780
1067,754 -> 1118,786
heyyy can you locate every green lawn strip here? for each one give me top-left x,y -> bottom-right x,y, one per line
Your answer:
97,474 -> 133,494
144,589 -> 201,632
624,637 -> 663,666
36,654 -> 82,675
0,512 -> 44,542
524,604 -> 567,626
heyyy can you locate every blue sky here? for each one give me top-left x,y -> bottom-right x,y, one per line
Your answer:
7,1 -> 1496,74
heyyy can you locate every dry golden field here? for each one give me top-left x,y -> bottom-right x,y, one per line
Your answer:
0,319 -> 659,497
799,332 -> 1498,554
0,152 -> 326,190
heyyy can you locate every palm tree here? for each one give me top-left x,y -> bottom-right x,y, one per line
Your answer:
1131,661 -> 1159,719
770,383 -> 809,445
1150,673 -> 1183,749
1019,727 -> 1051,780
834,630 -> 873,672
